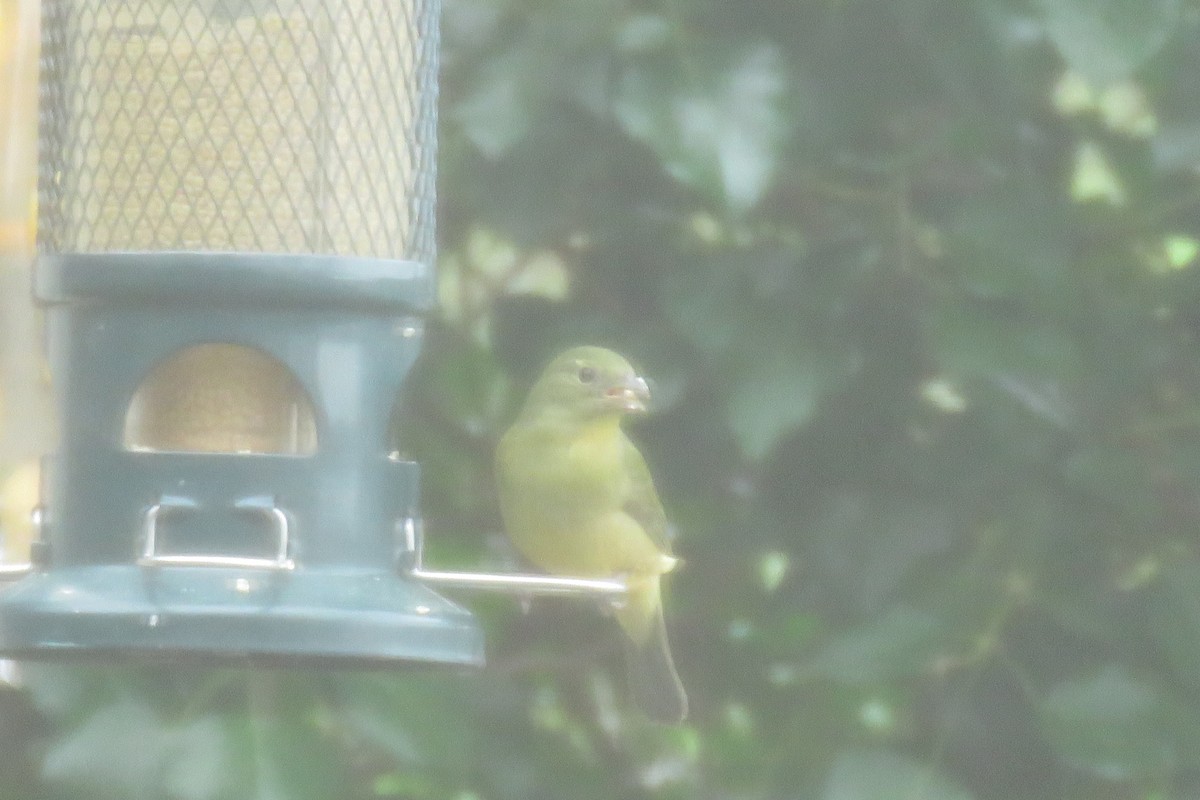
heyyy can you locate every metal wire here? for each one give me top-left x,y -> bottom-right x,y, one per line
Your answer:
38,0 -> 437,261
399,518 -> 630,599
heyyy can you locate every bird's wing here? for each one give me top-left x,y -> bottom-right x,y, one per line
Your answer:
621,435 -> 672,555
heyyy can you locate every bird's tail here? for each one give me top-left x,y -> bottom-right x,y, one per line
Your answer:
621,595 -> 687,724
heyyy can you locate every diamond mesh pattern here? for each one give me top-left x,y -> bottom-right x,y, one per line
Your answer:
38,0 -> 437,262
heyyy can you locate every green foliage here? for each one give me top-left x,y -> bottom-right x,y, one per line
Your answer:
1037,0 -> 1183,84
11,0 -> 1200,798
823,749 -> 974,800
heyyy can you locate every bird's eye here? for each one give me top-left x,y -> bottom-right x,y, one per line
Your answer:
578,366 -> 597,384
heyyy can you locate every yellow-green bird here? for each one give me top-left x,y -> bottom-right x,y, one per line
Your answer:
495,346 -> 687,723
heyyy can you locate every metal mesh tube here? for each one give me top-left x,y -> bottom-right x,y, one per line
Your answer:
38,0 -> 437,262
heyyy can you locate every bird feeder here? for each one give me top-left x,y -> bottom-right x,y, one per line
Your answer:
0,0 -> 629,667
0,0 -> 483,665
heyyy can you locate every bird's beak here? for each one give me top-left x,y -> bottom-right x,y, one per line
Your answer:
606,374 -> 651,413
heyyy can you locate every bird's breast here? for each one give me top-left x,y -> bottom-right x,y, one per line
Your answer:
497,419 -> 661,577
499,419 -> 628,520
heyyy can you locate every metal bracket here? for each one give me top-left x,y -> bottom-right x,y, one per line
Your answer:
138,495 -> 295,570
399,516 -> 627,598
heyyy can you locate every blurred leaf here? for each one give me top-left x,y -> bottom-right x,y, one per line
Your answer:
450,1 -> 619,159
41,699 -> 167,800
1147,12 -> 1200,169
1062,444 -> 1158,524
333,674 -> 479,781
240,678 -> 349,800
41,699 -> 237,800
616,13 -> 672,54
1098,81 -> 1157,138
1152,558 -> 1200,694
616,43 -> 790,211
22,666 -> 105,720
662,257 -> 743,356
859,502 -> 957,608
1163,234 -> 1199,269
725,343 -> 823,461
945,183 -> 1069,298
163,716 -> 238,800
1071,140 -> 1127,206
453,49 -> 534,158
1035,0 -> 1181,85
1040,665 -> 1179,780
806,492 -> 958,614
930,305 -> 1080,414
823,748 -> 974,800
807,607 -> 948,685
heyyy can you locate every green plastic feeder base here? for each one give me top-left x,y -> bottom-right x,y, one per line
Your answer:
11,252 -> 484,666
0,565 -> 484,667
